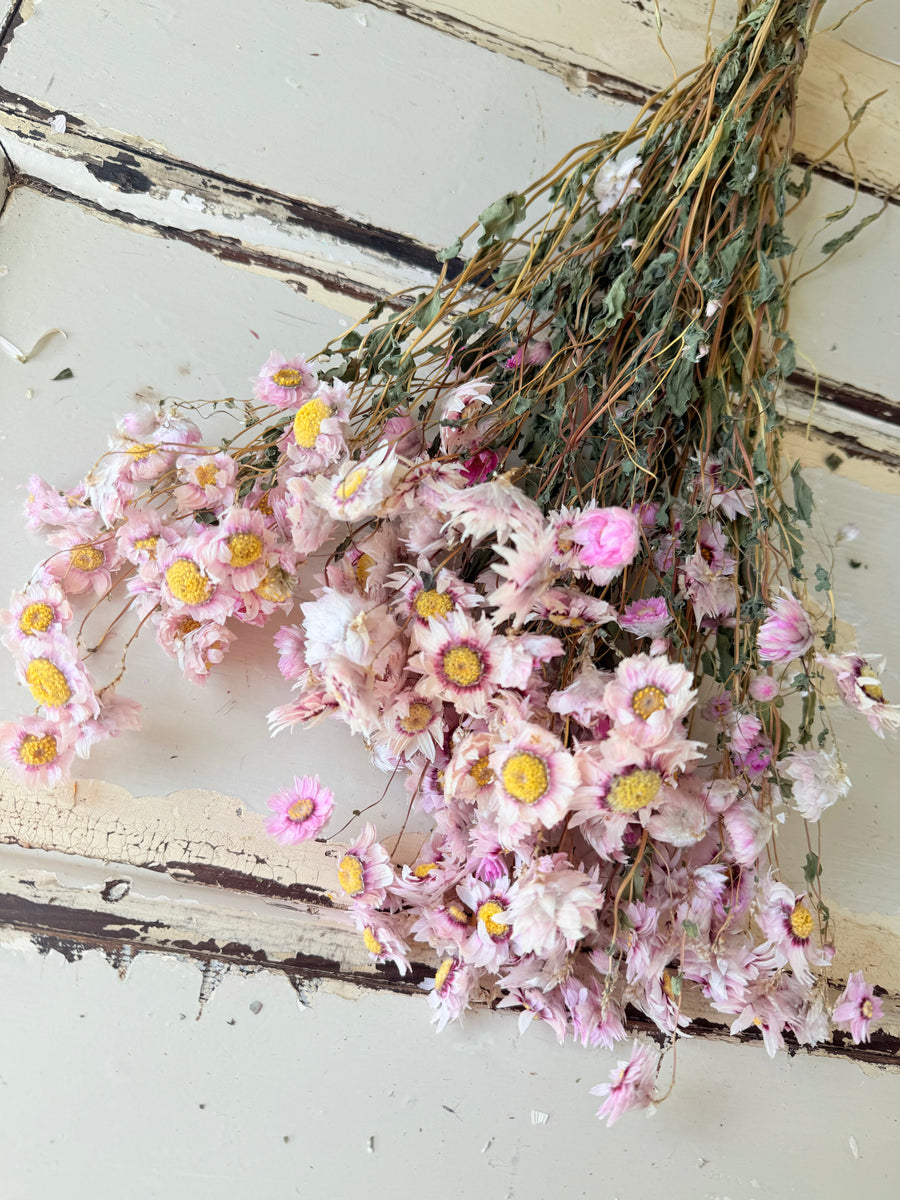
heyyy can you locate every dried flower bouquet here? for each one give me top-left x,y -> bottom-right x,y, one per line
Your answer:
2,0 -> 894,1122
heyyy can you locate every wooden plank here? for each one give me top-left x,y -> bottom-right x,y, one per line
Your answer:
360,0 -> 900,197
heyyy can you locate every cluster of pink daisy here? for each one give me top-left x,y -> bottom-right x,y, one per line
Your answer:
2,347 -> 894,1126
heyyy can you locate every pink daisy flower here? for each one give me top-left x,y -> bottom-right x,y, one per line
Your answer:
23,475 -> 99,536
177,621 -> 236,685
488,723 -> 580,846
619,596 -> 671,639
531,586 -> 617,629
116,510 -> 181,568
252,350 -> 317,409
16,634 -> 99,725
352,904 -> 412,976
1,581 -> 73,656
507,854 -> 604,961
757,591 -> 815,663
265,774 -> 334,844
410,611 -> 503,718
590,1040 -> 660,1127
755,879 -> 833,987
201,506 -> 274,593
440,474 -> 544,545
457,874 -> 515,971
309,446 -> 401,524
749,674 -> 779,702
380,690 -> 444,763
173,452 -> 237,513
832,972 -> 884,1043
155,537 -> 236,623
817,652 -> 900,737
45,533 -> 121,598
283,379 -> 351,473
337,823 -> 394,906
422,957 -> 480,1032
602,653 -> 697,748
0,715 -> 78,786
74,692 -> 142,758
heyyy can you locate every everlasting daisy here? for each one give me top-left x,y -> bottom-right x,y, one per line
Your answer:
440,473 -> 544,546
531,586 -> 617,629
252,350 -> 317,409
488,722 -> 580,846
619,596 -> 672,639
337,823 -> 394,906
155,538 -> 236,623
488,525 -> 559,627
116,510 -> 181,567
23,475 -> 99,536
422,957 -> 480,1032
0,715 -> 78,786
832,972 -> 884,1043
780,748 -> 851,821
757,591 -> 815,663
266,775 -> 334,844
73,692 -> 142,758
352,904 -> 412,976
590,1040 -> 660,1127
411,611 -> 503,718
756,879 -> 833,987
380,690 -> 444,763
201,506 -> 274,592
173,452 -> 237,513
506,854 -> 604,960
45,533 -> 120,597
308,445 -> 400,523
457,874 -> 515,971
602,653 -> 697,748
1,581 -> 72,655
817,651 -> 900,737
16,635 -> 99,725
284,379 -> 350,472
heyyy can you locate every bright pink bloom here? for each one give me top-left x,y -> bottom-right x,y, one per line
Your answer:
337,823 -> 394,906
265,774 -> 334,844
757,591 -> 815,662
832,972 -> 883,1043
570,505 -> 641,586
461,448 -> 499,485
749,675 -> 779,702
590,1041 -> 660,1126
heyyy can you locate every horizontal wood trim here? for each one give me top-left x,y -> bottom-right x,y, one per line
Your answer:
363,0 -> 900,200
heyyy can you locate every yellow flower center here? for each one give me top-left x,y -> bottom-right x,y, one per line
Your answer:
399,702 -> 433,733
861,998 -> 874,1019
631,685 -> 668,720
413,862 -> 438,879
19,602 -> 54,635
446,903 -> 469,926
165,559 -> 213,605
228,532 -> 264,568
194,463 -> 219,487
501,751 -> 550,805
254,491 -> 274,517
469,756 -> 495,787
287,797 -> 315,823
363,927 -> 384,955
19,732 -> 59,766
293,396 -> 331,448
272,367 -> 306,389
441,645 -> 484,688
356,553 -> 375,588
25,658 -> 72,708
415,589 -> 454,621
607,769 -> 662,814
336,466 -> 369,503
176,616 -> 202,638
662,970 -> 676,1000
257,566 -> 293,603
133,535 -> 159,556
69,545 -> 104,573
338,853 -> 365,897
126,442 -> 155,459
789,903 -> 814,940
860,674 -> 884,702
434,958 -> 453,991
476,899 -> 510,939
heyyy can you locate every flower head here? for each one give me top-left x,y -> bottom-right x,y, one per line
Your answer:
570,505 -> 641,586
780,748 -> 851,821
590,1040 -> 659,1126
337,823 -> 394,906
758,591 -> 815,663
253,350 -> 317,409
0,715 -> 78,785
266,775 -> 334,844
832,972 -> 883,1043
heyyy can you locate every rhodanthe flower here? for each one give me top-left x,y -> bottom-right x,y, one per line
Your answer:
265,775 -> 335,844
832,972 -> 883,1043
757,591 -> 815,663
780,748 -> 851,821
590,1040 -> 659,1126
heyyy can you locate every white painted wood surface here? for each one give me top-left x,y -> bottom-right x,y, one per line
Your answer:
0,1 -> 898,1192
